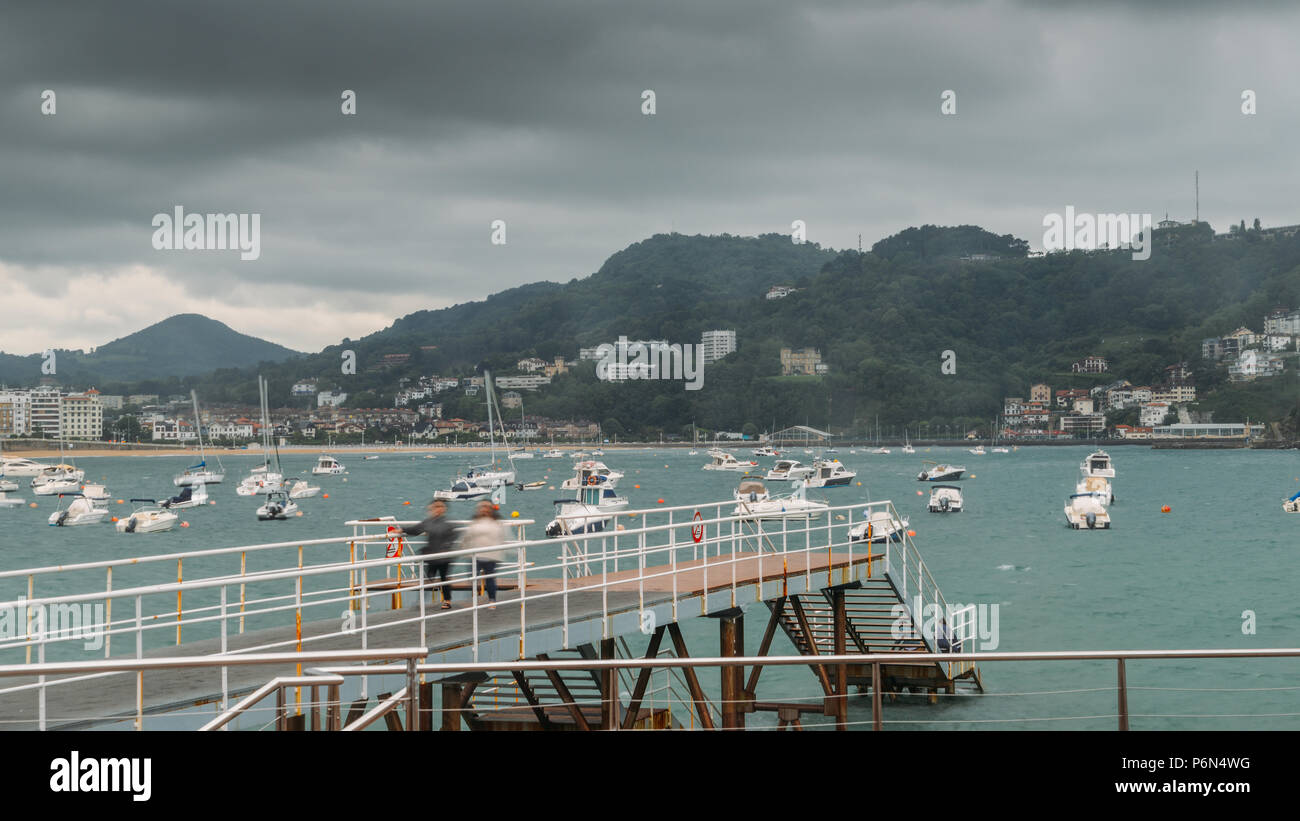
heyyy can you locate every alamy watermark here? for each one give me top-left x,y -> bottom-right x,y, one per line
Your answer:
595,336 -> 705,391
892,597 -> 1000,651
151,206 -> 261,260
1042,206 -> 1152,261
0,596 -> 105,650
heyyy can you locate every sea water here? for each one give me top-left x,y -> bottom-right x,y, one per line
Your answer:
1,445 -> 1297,730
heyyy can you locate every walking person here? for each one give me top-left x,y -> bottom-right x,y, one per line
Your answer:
403,500 -> 459,609
461,500 -> 508,609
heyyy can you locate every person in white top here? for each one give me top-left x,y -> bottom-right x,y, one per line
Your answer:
460,500 -> 508,607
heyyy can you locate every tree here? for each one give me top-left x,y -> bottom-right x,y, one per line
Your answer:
1253,218 -> 1262,232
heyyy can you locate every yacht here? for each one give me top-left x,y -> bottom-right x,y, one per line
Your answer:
1,457 -> 51,478
766,459 -> 814,481
161,482 -> 208,510
542,449 -> 566,459
434,477 -> 493,501
752,445 -> 779,458
848,509 -> 911,543
991,446 -> 1010,454
31,464 -> 85,488
918,462 -> 965,482
1065,492 -> 1111,529
1075,475 -> 1114,506
0,491 -> 24,509
239,376 -> 286,496
115,500 -> 179,534
256,490 -> 299,521
732,477 -> 828,521
803,458 -> 855,488
968,444 -> 986,456
236,467 -> 284,496
1080,450 -> 1115,479
0,478 -> 18,493
545,485 -> 618,537
33,476 -> 82,496
49,493 -> 108,527
702,449 -> 757,472
510,449 -> 535,460
902,430 -> 916,455
1284,491 -> 1300,513
286,479 -> 321,499
561,460 -> 624,490
927,485 -> 963,513
312,454 -> 346,475
591,448 -> 605,457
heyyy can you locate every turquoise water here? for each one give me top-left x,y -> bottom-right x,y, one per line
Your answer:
2,445 -> 1298,729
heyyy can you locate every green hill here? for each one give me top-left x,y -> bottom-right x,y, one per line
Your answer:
26,226 -> 1300,438
0,314 -> 300,386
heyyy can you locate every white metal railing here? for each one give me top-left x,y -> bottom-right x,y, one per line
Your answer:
0,498 -> 943,729
884,526 -> 975,679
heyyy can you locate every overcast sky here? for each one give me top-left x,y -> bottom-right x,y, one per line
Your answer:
2,0 -> 1297,354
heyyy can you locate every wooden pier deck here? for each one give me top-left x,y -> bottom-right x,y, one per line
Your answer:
0,549 -> 881,730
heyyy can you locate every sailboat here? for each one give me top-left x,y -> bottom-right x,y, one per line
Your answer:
870,415 -> 890,454
688,422 -> 699,456
175,390 -> 225,486
902,427 -> 916,455
237,376 -> 285,497
991,417 -> 1010,453
509,395 -> 534,458
31,435 -> 84,493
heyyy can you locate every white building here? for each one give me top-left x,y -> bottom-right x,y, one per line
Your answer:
494,375 -> 552,390
59,391 -> 103,440
209,422 -> 256,441
317,390 -> 348,408
1228,350 -> 1285,382
700,329 -> 737,364
766,285 -> 797,300
291,381 -> 318,396
516,357 -> 548,373
28,387 -> 63,437
1140,402 -> 1171,428
1264,309 -> 1300,336
0,391 -> 32,436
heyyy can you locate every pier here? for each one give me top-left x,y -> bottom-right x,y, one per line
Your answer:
0,499 -> 983,730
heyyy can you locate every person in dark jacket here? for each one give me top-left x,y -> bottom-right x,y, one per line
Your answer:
403,500 -> 459,608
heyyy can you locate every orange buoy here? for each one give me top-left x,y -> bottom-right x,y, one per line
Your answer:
117,499 -> 124,504
907,530 -> 917,537
657,498 -> 665,504
1161,505 -> 1171,513
28,502 -> 37,508
634,484 -> 641,489
180,521 -> 190,528
916,490 -> 924,495
295,511 -> 304,517
322,493 -> 329,499
111,516 -> 119,523
402,500 -> 411,505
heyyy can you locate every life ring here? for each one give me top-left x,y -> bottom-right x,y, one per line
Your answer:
385,525 -> 405,558
586,475 -> 599,486
691,511 -> 704,543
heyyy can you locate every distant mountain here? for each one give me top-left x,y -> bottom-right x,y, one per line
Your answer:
0,314 -> 300,386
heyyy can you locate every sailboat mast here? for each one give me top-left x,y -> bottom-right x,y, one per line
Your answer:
191,390 -> 206,465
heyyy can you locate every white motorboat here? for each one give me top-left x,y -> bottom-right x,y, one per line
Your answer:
286,479 -> 321,499
464,464 -> 515,487
802,457 -> 855,488
591,448 -> 605,457
236,471 -> 284,496
702,449 -> 757,472
161,482 -> 208,510
991,446 -> 1010,453
901,444 -> 916,454
918,462 -> 965,482
0,479 -> 18,493
81,483 -> 111,502
31,464 -> 85,488
1081,450 -> 1115,479
433,478 -> 493,501
561,460 -> 624,490
927,485 -> 963,513
48,493 -> 108,527
510,449 -> 535,460
363,455 -> 380,461
545,486 -> 617,537
849,509 -> 910,543
1,457 -> 51,478
870,446 -> 891,455
116,500 -> 179,534
1076,475 -> 1114,506
33,477 -> 81,497
968,444 -> 986,456
766,459 -> 814,481
542,449 -> 566,459
1064,492 -> 1111,529
256,490 -> 299,521
1284,491 -> 1300,513
733,478 -> 828,521
0,491 -> 24,509
902,430 -> 915,455
312,454 -> 346,475
752,446 -> 779,458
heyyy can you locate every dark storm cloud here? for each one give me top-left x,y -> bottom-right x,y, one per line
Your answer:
0,0 -> 1296,351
